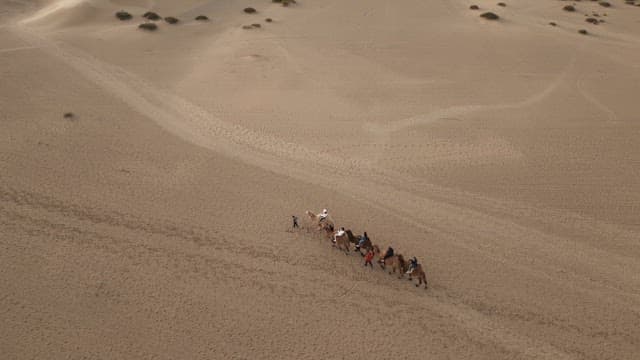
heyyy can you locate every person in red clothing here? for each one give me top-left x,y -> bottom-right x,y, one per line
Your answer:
364,249 -> 375,267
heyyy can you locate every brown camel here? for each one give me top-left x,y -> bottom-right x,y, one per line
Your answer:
373,246 -> 407,278
407,264 -> 428,289
333,231 -> 350,254
344,230 -> 363,255
305,210 -> 334,230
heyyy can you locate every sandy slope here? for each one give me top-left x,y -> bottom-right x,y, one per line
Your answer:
2,0 -> 640,359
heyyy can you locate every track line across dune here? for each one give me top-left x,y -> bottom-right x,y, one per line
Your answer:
368,56 -> 577,134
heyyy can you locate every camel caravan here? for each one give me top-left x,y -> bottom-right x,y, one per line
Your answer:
297,209 -> 428,289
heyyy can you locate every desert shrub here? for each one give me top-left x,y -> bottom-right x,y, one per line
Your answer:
272,0 -> 282,2
63,112 -> 74,119
143,11 -> 161,20
164,16 -> 179,24
265,18 -> 273,22
195,15 -> 209,21
480,12 -> 499,20
549,21 -> 557,26
497,2 -> 506,6
578,29 -> 588,34
251,23 -> 261,28
598,1 -> 611,7
563,5 -> 575,11
115,10 -> 132,20
242,25 -> 253,29
470,5 -> 479,10
244,7 -> 257,13
585,17 -> 598,24
139,22 -> 158,31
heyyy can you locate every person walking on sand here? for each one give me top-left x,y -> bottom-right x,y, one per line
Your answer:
364,248 -> 375,267
292,215 -> 299,230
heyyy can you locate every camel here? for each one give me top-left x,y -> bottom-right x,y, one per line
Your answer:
305,210 -> 334,229
407,264 -> 428,289
345,230 -> 372,256
333,231 -> 350,254
373,245 -> 407,278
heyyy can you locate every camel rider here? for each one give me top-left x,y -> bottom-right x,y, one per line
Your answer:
319,209 -> 329,222
333,227 -> 345,243
356,231 -> 369,250
382,246 -> 394,264
407,257 -> 419,273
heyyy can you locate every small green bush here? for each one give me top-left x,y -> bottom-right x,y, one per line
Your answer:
143,12 -> 161,21
115,11 -> 132,20
480,12 -> 499,20
139,22 -> 158,31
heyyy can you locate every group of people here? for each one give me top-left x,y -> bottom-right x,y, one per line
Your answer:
292,209 -> 422,275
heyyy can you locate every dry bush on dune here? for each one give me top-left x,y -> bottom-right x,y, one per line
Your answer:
470,5 -> 479,10
497,2 -> 506,7
251,23 -> 261,28
164,16 -> 179,24
549,21 -> 557,26
480,12 -> 500,20
242,25 -> 253,29
586,17 -> 599,24
599,1 -> 611,7
244,7 -> 257,13
143,11 -> 161,21
578,29 -> 588,34
115,10 -> 132,20
138,22 -> 158,31
195,15 -> 209,21
563,5 -> 576,11
265,18 -> 273,22
63,112 -> 74,119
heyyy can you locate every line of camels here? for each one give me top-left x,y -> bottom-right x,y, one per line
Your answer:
305,210 -> 428,289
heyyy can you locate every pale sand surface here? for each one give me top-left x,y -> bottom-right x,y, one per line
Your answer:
1,1 -> 640,359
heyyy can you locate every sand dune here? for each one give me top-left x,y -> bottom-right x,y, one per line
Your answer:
2,0 -> 640,359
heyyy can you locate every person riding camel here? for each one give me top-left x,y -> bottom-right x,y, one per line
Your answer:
333,227 -> 345,243
381,246 -> 394,264
318,208 -> 329,222
356,231 -> 369,250
407,256 -> 419,273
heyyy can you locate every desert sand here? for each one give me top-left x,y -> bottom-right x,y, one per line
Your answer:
1,0 -> 639,359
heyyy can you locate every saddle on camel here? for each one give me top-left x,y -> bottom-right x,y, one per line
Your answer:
333,227 -> 350,254
373,245 -> 408,278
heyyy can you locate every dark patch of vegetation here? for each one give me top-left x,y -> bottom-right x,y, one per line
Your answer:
164,16 -> 179,24
251,23 -> 261,28
143,12 -> 161,21
480,12 -> 500,20
586,17 -> 598,24
265,18 -> 273,22
139,22 -> 158,31
563,5 -> 576,11
598,1 -> 611,7
578,29 -> 588,34
470,5 -> 479,10
244,7 -> 257,14
497,2 -> 506,7
549,21 -> 557,26
195,15 -> 209,21
115,10 -> 132,21
63,112 -> 74,119
242,25 -> 254,29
